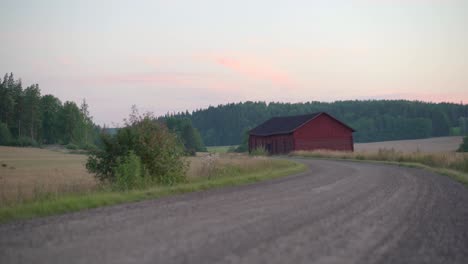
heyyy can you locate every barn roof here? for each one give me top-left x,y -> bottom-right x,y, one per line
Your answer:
249,112 -> 355,136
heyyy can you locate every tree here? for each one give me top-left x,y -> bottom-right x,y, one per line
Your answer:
0,73 -> 15,128
0,122 -> 12,145
460,117 -> 468,135
164,116 -> 206,154
10,76 -> 24,138
22,84 -> 42,141
79,99 -> 97,147
59,101 -> 82,144
431,110 -> 450,137
180,122 -> 205,155
41,95 -> 62,144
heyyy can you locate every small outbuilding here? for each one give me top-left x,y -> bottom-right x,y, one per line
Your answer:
248,112 -> 355,154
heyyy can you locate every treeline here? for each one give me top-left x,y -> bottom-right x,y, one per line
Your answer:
170,101 -> 468,146
0,73 -> 207,155
0,73 -> 99,147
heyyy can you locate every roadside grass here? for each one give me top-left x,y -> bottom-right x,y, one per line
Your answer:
206,145 -> 237,153
0,153 -> 305,223
291,149 -> 468,187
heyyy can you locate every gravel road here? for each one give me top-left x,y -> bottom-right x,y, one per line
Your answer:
1,159 -> 468,264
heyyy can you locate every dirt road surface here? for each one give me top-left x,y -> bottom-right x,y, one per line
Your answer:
1,159 -> 468,264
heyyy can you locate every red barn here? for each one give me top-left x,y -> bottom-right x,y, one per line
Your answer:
248,112 -> 355,154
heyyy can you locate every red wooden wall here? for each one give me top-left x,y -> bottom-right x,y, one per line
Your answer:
293,114 -> 353,151
249,134 -> 294,154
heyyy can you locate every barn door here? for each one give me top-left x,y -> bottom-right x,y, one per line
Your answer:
266,143 -> 272,154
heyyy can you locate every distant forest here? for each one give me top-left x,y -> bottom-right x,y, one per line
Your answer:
170,101 -> 468,146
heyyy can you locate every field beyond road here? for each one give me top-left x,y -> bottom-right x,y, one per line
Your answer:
1,159 -> 468,263
355,136 -> 463,153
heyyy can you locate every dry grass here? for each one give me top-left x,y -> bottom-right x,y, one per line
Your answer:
0,146 -> 98,206
0,147 -> 294,206
355,136 -> 463,153
292,149 -> 468,174
187,152 -> 291,179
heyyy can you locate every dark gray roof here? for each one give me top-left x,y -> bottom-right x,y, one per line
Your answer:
249,112 -> 355,136
249,113 -> 321,136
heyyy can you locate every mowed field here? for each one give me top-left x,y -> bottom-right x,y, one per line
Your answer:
355,136 -> 463,153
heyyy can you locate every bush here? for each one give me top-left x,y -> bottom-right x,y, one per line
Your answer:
458,136 -> 468,152
0,122 -> 12,145
65,143 -> 79,150
82,143 -> 98,152
12,136 -> 39,147
86,110 -> 187,187
227,146 -> 237,153
250,146 -> 269,156
114,151 -> 146,190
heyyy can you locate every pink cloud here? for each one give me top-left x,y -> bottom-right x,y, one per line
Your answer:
215,57 -> 293,86
57,56 -> 75,66
142,58 -> 160,68
68,71 -> 242,94
86,72 -> 197,86
194,52 -> 296,88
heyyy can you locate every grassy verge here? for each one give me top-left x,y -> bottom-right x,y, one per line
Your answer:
291,150 -> 468,187
0,159 -> 305,224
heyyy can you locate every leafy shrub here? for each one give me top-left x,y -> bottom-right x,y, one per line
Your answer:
12,136 -> 39,147
87,110 -> 187,187
65,143 -> 79,150
0,122 -> 12,145
82,143 -> 98,152
114,151 -> 146,190
458,136 -> 468,152
234,129 -> 250,153
227,146 -> 237,153
250,146 -> 269,156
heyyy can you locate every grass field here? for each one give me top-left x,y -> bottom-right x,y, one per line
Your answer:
206,145 -> 237,153
0,146 -> 305,222
355,136 -> 463,153
0,147 -> 97,206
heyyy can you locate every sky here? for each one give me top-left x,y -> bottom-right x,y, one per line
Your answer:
1,0 -> 467,125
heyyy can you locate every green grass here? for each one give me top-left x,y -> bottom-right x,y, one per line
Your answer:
0,159 -> 305,224
206,145 -> 237,153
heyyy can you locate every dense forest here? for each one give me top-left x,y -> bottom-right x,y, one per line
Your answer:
172,101 -> 468,146
0,73 -> 100,147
